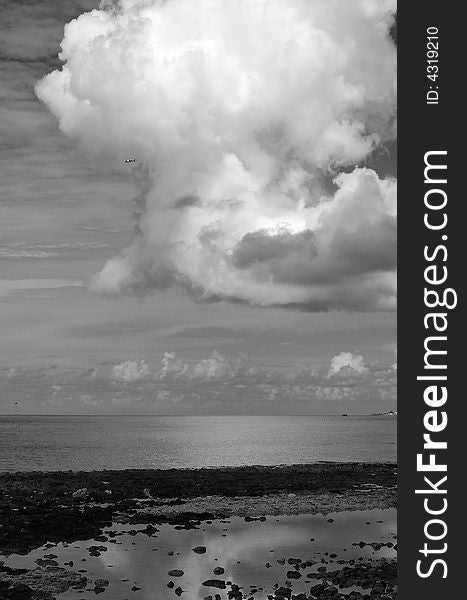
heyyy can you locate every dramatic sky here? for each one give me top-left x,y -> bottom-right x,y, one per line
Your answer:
0,0 -> 397,415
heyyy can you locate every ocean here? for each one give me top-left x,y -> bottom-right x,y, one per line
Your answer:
0,415 -> 396,472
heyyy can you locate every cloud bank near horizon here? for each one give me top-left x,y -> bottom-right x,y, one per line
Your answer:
36,0 -> 397,312
0,350 -> 396,414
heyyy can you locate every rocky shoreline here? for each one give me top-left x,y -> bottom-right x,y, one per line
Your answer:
0,463 -> 397,599
0,463 -> 396,556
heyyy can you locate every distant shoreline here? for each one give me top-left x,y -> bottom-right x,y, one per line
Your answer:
0,413 -> 396,417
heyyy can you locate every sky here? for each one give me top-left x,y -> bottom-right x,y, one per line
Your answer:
0,0 -> 397,415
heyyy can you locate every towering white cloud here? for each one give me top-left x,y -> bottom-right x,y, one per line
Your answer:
36,0 -> 396,311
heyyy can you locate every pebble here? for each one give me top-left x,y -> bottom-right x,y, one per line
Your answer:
202,579 -> 226,589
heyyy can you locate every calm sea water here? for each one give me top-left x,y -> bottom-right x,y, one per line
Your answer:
0,415 -> 396,472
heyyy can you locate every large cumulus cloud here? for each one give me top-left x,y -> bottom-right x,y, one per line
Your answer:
36,0 -> 397,311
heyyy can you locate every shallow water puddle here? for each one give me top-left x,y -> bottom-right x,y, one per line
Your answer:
3,508 -> 396,600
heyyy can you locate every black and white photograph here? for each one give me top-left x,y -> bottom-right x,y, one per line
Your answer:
0,1 -> 401,599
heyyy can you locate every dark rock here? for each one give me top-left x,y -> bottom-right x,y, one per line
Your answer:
94,586 -> 106,594
168,570 -> 184,577
310,583 -> 328,594
87,545 -> 108,554
193,546 -> 207,554
228,584 -> 243,600
274,586 -> 291,598
35,558 -> 58,567
202,579 -> 226,589
286,570 -> 301,579
0,582 -> 33,600
212,567 -> 225,575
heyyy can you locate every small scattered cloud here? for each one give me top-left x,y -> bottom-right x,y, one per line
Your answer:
110,359 -> 150,382
327,352 -> 368,378
155,351 -> 256,382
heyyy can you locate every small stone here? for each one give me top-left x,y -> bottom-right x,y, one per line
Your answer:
202,580 -> 226,589
274,586 -> 291,598
286,571 -> 301,579
72,488 -> 88,499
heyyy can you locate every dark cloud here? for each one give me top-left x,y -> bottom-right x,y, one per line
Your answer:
232,230 -> 317,270
232,216 -> 395,287
173,194 -> 202,210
